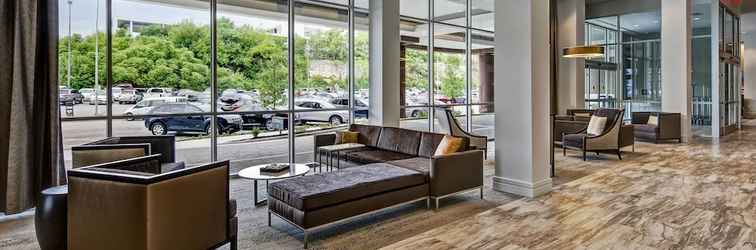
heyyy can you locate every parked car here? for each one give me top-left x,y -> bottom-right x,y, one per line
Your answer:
59,89 -> 84,104
295,98 -> 349,126
330,97 -> 369,119
78,88 -> 97,103
143,102 -> 242,135
116,89 -> 142,104
218,93 -> 271,129
110,87 -> 124,102
87,90 -> 108,105
144,88 -> 173,98
123,97 -> 188,121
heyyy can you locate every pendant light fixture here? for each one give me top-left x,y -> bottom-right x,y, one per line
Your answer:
562,46 -> 605,59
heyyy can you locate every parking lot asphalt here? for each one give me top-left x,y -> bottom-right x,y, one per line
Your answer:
61,103 -> 495,173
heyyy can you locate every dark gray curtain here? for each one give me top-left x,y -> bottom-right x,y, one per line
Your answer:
0,0 -> 64,214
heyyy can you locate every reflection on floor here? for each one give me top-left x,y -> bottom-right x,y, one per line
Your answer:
385,125 -> 756,249
3,123 -> 755,249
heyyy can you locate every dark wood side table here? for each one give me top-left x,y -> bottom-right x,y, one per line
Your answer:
35,185 -> 68,250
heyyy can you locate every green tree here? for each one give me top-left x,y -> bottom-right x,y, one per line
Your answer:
437,54 -> 464,99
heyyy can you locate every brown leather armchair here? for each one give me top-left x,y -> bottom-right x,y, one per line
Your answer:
562,109 -> 629,160
67,155 -> 237,250
71,136 -> 182,171
631,112 -> 682,143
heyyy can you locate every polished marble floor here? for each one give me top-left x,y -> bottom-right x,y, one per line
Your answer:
385,125 -> 756,249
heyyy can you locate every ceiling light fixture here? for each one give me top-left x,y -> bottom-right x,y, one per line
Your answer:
562,46 -> 605,59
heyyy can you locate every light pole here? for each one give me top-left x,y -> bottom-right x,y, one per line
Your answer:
67,0 -> 72,89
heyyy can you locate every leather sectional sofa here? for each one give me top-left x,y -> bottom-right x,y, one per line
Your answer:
268,124 -> 484,248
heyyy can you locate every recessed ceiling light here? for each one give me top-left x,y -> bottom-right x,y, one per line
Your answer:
652,20 -> 659,24
694,17 -> 702,21
633,24 -> 640,28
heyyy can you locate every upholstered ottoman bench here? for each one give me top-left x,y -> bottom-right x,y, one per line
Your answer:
267,163 -> 430,248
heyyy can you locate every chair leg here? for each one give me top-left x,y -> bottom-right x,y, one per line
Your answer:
616,150 -> 622,160
480,187 -> 484,200
304,231 -> 309,249
426,197 -> 430,209
434,198 -> 440,211
563,147 -> 566,156
267,211 -> 271,226
582,151 -> 587,161
230,235 -> 238,250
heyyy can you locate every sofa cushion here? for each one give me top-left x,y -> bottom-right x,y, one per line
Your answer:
349,124 -> 382,147
418,132 -> 445,158
376,127 -> 422,155
563,133 -> 587,148
268,163 -> 426,211
634,124 -> 658,134
345,149 -> 415,164
388,157 -> 430,175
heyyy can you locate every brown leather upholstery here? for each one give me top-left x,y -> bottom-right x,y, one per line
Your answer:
87,136 -> 176,163
269,163 -> 426,211
631,112 -> 682,143
388,157 -> 431,174
376,127 -> 422,155
430,150 -> 484,196
345,149 -> 415,164
554,119 -> 589,143
349,124 -> 382,146
269,183 -> 429,229
71,145 -> 149,169
418,132 -> 445,158
67,156 -> 236,250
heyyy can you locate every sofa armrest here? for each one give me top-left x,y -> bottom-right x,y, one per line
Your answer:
429,150 -> 484,197
631,112 -> 652,124
71,144 -> 150,169
658,113 -> 681,140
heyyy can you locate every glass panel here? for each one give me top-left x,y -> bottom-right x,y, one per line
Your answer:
294,1 -> 349,108
619,10 -> 661,40
294,110 -> 350,164
217,112 -> 291,173
434,0 -> 466,26
112,0 -> 210,117
113,117 -> 212,167
471,104 -> 494,139
401,107 -> 429,131
355,4 -> 371,125
217,0 -> 290,115
471,30 -> 494,105
471,0 -> 494,31
58,0 -> 107,117
433,24 -> 466,105
62,120 -> 107,169
401,0 -> 429,20
400,18 -> 429,127
621,40 -> 662,114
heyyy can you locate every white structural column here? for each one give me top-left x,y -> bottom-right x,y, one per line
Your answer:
368,0 -> 400,127
661,0 -> 693,142
493,0 -> 552,198
557,0 -> 585,114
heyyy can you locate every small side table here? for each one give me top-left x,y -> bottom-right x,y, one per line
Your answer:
35,185 -> 68,250
317,143 -> 365,171
238,164 -> 310,206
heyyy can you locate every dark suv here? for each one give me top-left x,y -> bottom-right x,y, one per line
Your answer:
143,103 -> 242,135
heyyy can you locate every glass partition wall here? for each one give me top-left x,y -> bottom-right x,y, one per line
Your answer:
585,11 -> 662,119
58,0 -> 371,173
399,0 -> 495,139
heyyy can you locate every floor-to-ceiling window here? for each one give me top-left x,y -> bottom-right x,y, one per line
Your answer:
585,8 -> 662,118
58,0 -> 370,173
398,0 -> 495,139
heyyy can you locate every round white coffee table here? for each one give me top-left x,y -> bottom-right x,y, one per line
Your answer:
238,163 -> 311,206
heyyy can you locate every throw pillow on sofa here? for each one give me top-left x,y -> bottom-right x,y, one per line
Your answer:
335,131 -> 359,144
434,135 -> 464,156
647,115 -> 659,126
586,116 -> 607,136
